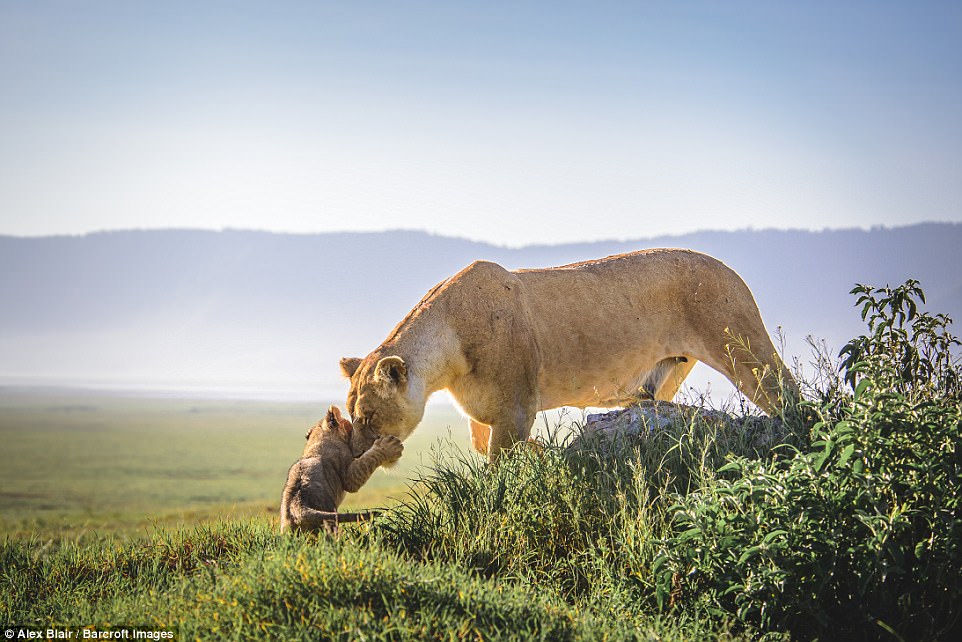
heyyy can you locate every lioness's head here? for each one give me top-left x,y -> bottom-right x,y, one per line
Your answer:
340,353 -> 421,451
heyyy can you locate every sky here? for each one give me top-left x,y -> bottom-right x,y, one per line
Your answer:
1,1 -> 960,247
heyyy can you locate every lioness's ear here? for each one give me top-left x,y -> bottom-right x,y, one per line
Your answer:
374,356 -> 407,388
340,357 -> 362,378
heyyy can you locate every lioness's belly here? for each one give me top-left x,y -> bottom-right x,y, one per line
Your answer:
517,252 -> 709,408
537,350 -> 664,409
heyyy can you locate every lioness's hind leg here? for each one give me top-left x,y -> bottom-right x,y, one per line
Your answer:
652,357 -> 697,401
469,419 -> 491,455
699,330 -> 795,415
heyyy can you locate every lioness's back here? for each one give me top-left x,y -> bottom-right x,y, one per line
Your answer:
516,249 -> 753,343
508,249 -> 769,403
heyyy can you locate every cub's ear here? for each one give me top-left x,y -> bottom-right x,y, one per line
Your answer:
325,407 -> 340,430
374,356 -> 407,388
340,357 -> 362,378
327,405 -> 353,439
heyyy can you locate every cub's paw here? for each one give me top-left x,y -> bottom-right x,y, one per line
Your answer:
373,435 -> 404,463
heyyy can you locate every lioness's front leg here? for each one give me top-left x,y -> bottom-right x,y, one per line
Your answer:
486,405 -> 536,463
487,423 -> 527,463
472,417 -> 547,460
469,419 -> 491,455
343,435 -> 404,492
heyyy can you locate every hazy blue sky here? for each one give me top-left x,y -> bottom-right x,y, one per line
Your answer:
1,1 -> 960,246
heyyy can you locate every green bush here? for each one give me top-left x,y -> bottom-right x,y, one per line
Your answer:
653,280 -> 962,639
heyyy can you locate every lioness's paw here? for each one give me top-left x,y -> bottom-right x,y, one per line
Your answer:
373,435 -> 404,462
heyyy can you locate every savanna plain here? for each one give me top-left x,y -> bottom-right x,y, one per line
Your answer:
2,281 -> 961,640
0,393 -> 463,539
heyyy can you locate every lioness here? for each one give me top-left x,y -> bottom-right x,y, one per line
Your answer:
340,249 -> 797,462
280,405 -> 403,533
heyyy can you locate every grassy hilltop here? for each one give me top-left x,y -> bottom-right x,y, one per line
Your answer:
2,281 -> 961,640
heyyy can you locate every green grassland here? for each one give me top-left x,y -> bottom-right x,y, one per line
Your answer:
3,281 -> 961,640
0,393 -> 469,540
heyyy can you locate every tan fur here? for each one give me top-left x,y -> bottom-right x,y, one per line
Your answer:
341,249 -> 798,462
279,405 -> 402,533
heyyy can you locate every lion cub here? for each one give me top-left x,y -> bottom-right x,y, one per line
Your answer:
280,405 -> 403,533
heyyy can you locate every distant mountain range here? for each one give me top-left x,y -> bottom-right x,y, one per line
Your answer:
1,223 -> 959,401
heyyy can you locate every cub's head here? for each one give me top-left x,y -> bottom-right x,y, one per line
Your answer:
339,354 -> 420,452
302,405 -> 353,455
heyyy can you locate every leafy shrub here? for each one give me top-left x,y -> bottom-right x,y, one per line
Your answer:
653,280 -> 962,639
840,280 -> 961,401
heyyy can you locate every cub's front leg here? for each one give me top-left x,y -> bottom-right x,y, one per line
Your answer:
343,435 -> 404,493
